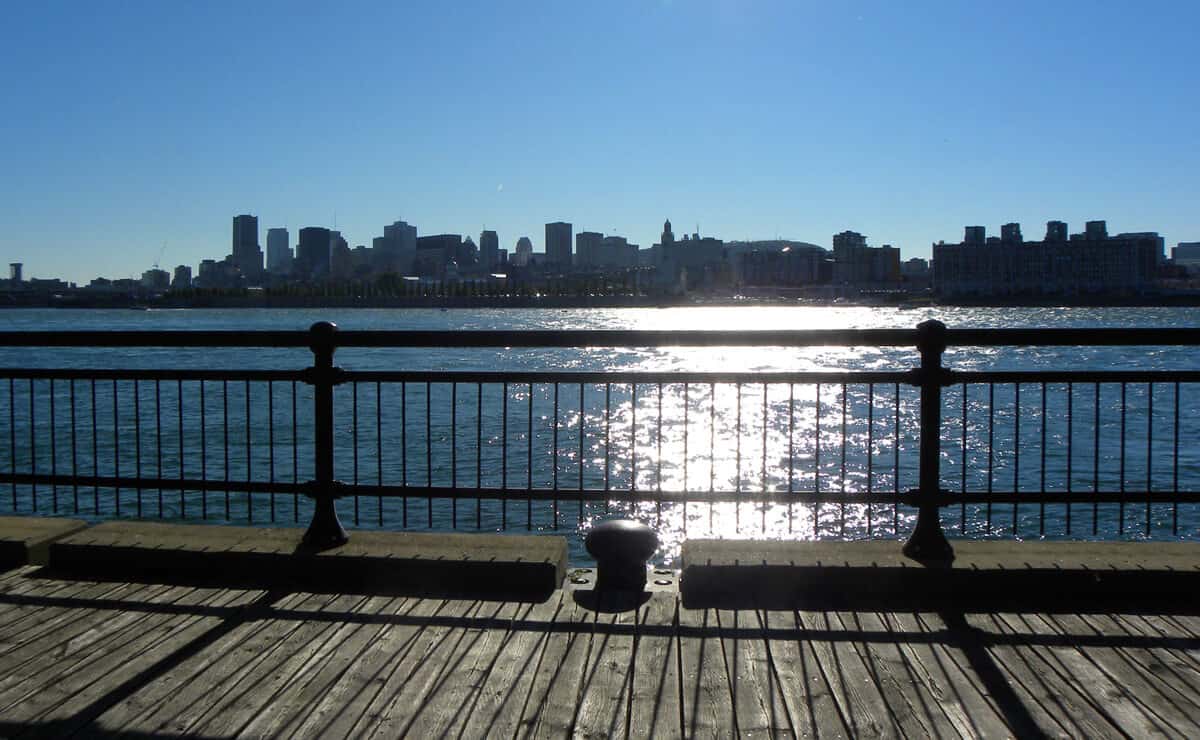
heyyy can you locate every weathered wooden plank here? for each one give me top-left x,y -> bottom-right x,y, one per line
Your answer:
1033,612 -> 1198,736
308,595 -> 461,739
878,611 -> 1014,739
457,596 -> 569,738
1104,613 -> 1200,695
199,594 -> 409,738
520,595 -> 596,737
677,605 -> 733,738
127,590 -> 344,736
797,610 -> 913,738
0,584 -> 248,731
362,598 -> 496,738
716,607 -> 788,737
403,600 -> 528,738
969,612 -> 1122,738
628,594 -> 683,739
573,603 -> 639,739
757,608 -> 844,739
0,581 -> 208,713
0,578 -> 155,658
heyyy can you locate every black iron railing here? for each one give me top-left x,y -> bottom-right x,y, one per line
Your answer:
1,320 -> 1199,560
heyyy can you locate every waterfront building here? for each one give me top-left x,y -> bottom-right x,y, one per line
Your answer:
266,228 -> 292,275
171,265 -> 192,289
545,222 -> 572,268
295,227 -> 332,280
374,220 -> 417,275
8,263 -> 22,283
737,243 -> 830,287
831,231 -> 900,286
654,221 -> 727,292
932,220 -> 1163,297
232,214 -> 264,283
479,230 -> 499,271
1172,242 -> 1200,273
141,268 -> 170,291
575,231 -> 603,268
415,234 -> 463,278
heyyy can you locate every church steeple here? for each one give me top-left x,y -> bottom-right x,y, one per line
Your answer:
662,218 -> 675,247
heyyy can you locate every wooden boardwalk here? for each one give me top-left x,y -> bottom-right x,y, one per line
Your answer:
2,564 -> 1200,738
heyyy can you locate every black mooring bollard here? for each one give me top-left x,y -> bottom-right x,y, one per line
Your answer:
585,519 -> 658,592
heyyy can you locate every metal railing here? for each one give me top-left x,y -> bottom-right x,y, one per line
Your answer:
1,320 -> 1199,560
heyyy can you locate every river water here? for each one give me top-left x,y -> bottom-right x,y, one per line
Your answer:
2,306 -> 1199,564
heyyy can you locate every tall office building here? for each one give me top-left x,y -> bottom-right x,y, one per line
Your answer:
479,230 -> 499,271
232,214 -> 264,282
545,222 -> 572,268
266,228 -> 292,274
513,237 -> 533,267
575,231 -> 603,267
171,265 -> 192,289
296,227 -> 332,280
375,220 -> 417,274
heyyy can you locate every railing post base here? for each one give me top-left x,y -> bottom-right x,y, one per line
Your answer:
302,494 -> 348,550
903,504 -> 954,562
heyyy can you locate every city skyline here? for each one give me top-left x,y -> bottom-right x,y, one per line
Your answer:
2,1 -> 1197,284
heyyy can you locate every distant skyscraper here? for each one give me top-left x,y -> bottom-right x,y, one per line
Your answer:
545,222 -> 572,268
1000,223 -> 1023,244
964,226 -> 986,245
376,220 -> 417,274
296,226 -> 332,279
661,219 -> 675,248
9,263 -> 21,283
575,231 -> 603,267
1045,221 -> 1068,242
232,214 -> 264,282
1085,220 -> 1108,240
513,237 -> 533,267
266,228 -> 292,274
171,265 -> 192,289
480,230 -> 499,271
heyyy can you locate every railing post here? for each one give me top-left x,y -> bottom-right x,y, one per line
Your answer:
303,321 -> 348,549
903,319 -> 954,562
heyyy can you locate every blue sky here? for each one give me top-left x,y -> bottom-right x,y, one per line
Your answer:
2,0 -> 1197,283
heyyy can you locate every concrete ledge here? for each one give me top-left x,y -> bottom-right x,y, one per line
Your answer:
49,521 -> 568,600
0,516 -> 91,569
681,539 -> 1200,610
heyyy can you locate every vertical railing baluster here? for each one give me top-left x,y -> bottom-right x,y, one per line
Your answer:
788,382 -> 794,533
1173,381 -> 1180,536
8,379 -> 15,510
578,383 -> 584,525
903,320 -> 953,561
552,382 -> 559,530
268,380 -> 275,524
603,383 -> 610,510
479,382 -> 484,529
291,380 -> 298,522
451,381 -> 457,528
112,379 -> 118,515
376,381 -> 383,527
1039,382 -> 1046,536
155,379 -> 162,518
30,379 -> 37,512
986,383 -> 994,533
302,321 -> 347,547
840,383 -> 847,537
815,382 -> 821,534
1146,382 -> 1153,537
353,381 -> 360,526
709,382 -> 715,532
893,382 -> 900,534
92,379 -> 99,514
867,383 -> 874,537
222,379 -> 229,520
683,382 -> 689,536
178,379 -> 186,518
1066,382 -> 1073,534
960,382 -> 968,533
1119,382 -> 1127,535
527,382 -> 533,530
245,380 -> 252,524
1013,382 -> 1020,536
631,383 -> 638,497
70,379 -> 78,514
426,380 -> 432,526
735,382 -> 742,532
761,383 -> 768,533
134,379 -> 142,517
50,378 -> 57,514
401,382 -> 408,527
657,382 -> 663,527
1093,382 -> 1100,536
502,382 -> 508,529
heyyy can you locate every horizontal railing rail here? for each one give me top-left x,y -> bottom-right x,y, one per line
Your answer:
1,320 -> 1198,560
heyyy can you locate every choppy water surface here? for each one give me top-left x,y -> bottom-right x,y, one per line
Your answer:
3,306 -> 1199,564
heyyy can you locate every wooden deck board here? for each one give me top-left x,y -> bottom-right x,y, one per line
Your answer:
0,565 -> 1198,738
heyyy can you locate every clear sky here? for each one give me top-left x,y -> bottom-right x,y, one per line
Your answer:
2,0 -> 1197,283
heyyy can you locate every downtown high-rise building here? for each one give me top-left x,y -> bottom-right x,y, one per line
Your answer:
295,226 -> 332,280
232,214 -> 264,282
545,222 -> 572,268
266,228 -> 292,274
479,230 -> 499,271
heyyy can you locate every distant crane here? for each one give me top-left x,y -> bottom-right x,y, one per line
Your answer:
153,241 -> 166,270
